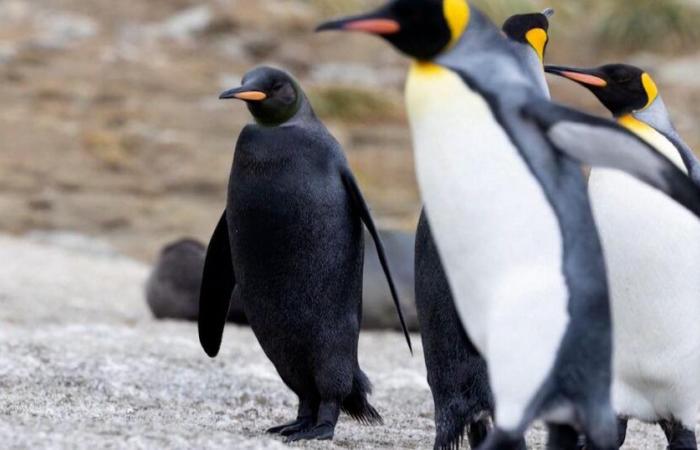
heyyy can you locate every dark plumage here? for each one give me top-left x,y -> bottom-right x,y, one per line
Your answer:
198,66 -> 411,442
146,238 -> 204,321
415,212 -> 493,450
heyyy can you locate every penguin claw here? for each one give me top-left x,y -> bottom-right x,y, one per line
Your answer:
279,419 -> 314,436
285,424 -> 335,442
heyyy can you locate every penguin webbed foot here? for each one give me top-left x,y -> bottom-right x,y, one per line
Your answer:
285,423 -> 335,442
266,416 -> 313,435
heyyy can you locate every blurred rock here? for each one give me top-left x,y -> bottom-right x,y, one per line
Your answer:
25,230 -> 118,258
659,53 -> 700,88
145,6 -> 213,42
0,233 -> 148,325
33,11 -> 100,50
310,63 -> 405,89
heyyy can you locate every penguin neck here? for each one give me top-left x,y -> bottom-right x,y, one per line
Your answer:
628,96 -> 677,140
512,40 -> 550,99
616,97 -> 690,172
433,8 -> 542,98
252,94 -> 314,128
279,96 -> 318,128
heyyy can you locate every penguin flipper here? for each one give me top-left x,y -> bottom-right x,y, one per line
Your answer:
522,99 -> 700,219
198,210 -> 235,358
341,167 -> 413,354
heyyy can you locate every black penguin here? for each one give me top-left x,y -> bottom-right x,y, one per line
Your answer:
145,238 -> 247,323
413,11 -> 554,450
197,66 -> 412,442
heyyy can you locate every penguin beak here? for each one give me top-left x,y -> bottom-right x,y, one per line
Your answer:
219,86 -> 267,102
545,65 -> 608,87
542,8 -> 555,18
316,9 -> 400,35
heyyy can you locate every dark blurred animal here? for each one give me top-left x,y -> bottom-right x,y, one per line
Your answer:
146,229 -> 419,329
146,238 -> 205,321
145,238 -> 246,323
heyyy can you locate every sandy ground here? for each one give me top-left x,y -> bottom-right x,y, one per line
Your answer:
0,233 -> 691,449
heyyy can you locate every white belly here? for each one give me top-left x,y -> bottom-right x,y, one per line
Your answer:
590,169 -> 700,426
405,63 -> 569,430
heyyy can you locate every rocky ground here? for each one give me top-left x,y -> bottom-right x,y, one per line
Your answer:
0,233 -> 692,449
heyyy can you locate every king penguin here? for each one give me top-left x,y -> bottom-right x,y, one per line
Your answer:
317,2 -> 700,448
546,63 -> 700,450
197,66 -> 412,442
413,9 -> 554,450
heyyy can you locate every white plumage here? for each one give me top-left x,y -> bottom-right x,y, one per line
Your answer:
405,62 -> 570,431
590,124 -> 700,428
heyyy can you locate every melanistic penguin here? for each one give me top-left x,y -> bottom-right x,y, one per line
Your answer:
546,63 -> 700,450
197,66 -> 412,442
413,10 -> 554,450
317,2 -> 700,448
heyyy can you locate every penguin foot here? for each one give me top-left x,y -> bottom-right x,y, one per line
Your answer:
279,418 -> 314,437
285,424 -> 335,442
660,420 -> 698,450
266,417 -> 312,435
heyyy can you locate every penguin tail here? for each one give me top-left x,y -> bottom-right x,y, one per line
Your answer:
434,405 -> 492,450
342,369 -> 383,425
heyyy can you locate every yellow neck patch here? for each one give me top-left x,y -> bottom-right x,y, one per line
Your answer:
641,72 -> 658,109
525,28 -> 548,63
443,0 -> 470,48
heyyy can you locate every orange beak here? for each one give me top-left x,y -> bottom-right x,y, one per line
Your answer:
219,88 -> 267,101
545,66 -> 608,87
316,12 -> 401,36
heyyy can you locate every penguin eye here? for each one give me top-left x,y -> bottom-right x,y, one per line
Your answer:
272,83 -> 284,92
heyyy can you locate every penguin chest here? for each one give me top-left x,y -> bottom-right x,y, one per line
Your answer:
590,168 -> 700,420
405,63 -> 569,428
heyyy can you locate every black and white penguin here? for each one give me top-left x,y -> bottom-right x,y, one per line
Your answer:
317,1 -> 700,448
197,66 -> 412,442
546,63 -> 700,450
413,10 -> 555,450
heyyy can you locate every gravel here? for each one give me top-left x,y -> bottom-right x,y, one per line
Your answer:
0,233 -> 689,449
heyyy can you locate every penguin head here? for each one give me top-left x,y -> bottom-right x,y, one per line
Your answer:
502,8 -> 553,63
316,0 -> 470,61
545,63 -> 659,117
219,67 -> 303,126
